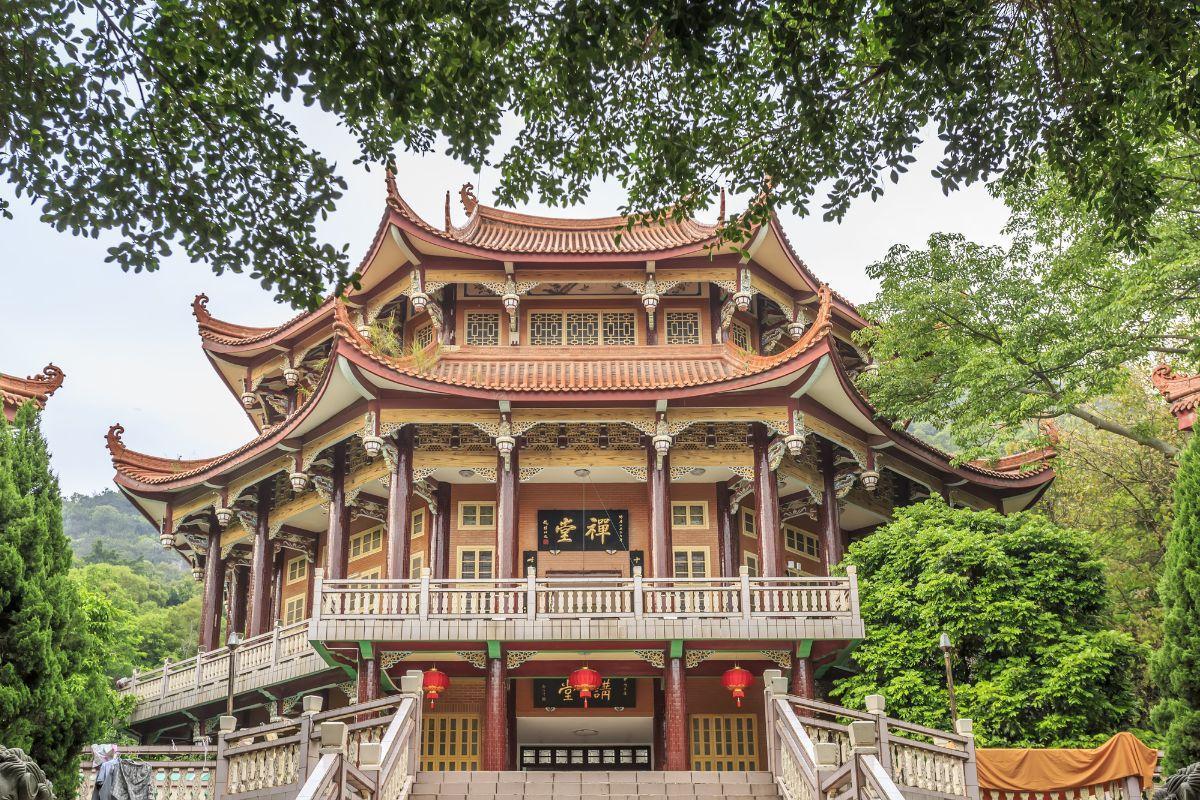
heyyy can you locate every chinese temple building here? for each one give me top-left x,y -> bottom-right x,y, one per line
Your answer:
107,179 -> 1055,773
2,363 -> 64,420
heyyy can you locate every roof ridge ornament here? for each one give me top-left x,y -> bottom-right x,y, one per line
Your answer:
27,363 -> 65,390
459,183 -> 479,217
191,294 -> 212,324
105,423 -> 127,457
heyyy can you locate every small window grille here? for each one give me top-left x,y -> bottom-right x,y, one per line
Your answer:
530,313 -> 563,346
603,312 -> 636,345
731,321 -> 752,351
566,313 -> 600,345
465,313 -> 501,346
665,312 -> 701,345
414,324 -> 434,349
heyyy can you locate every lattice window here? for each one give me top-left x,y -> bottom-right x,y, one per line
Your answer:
530,313 -> 563,346
421,715 -> 480,771
411,508 -> 425,537
414,324 -> 434,349
690,714 -> 759,770
672,502 -> 709,528
457,548 -> 495,580
286,555 -> 307,584
666,312 -> 701,344
465,312 -> 501,346
458,502 -> 495,529
603,312 -> 636,345
566,312 -> 600,345
742,509 -> 757,537
349,527 -> 383,560
730,320 -> 752,351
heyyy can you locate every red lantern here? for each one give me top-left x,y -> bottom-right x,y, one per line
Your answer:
722,665 -> 754,707
568,665 -> 603,709
422,667 -> 450,709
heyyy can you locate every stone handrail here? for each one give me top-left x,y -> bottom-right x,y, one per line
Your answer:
316,565 -> 858,623
209,676 -> 424,800
121,620 -> 313,705
763,672 -> 979,800
77,747 -> 216,800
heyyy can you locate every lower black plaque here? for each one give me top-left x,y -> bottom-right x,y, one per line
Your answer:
532,677 -> 637,709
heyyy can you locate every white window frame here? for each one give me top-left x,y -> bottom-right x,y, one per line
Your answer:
411,507 -> 426,537
456,546 -> 496,580
283,595 -> 306,625
673,546 -> 711,579
410,551 -> 425,576
744,553 -> 759,577
671,501 -> 709,529
349,526 -> 384,561
286,555 -> 308,585
741,508 -> 757,538
784,525 -> 821,559
457,502 -> 496,530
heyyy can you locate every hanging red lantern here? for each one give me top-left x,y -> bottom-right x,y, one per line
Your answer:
422,667 -> 450,709
568,665 -> 603,709
722,665 -> 754,707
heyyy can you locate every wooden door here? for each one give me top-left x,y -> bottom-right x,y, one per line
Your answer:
689,714 -> 760,770
420,713 -> 481,771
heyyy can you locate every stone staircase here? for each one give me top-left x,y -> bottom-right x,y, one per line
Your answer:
411,771 -> 781,800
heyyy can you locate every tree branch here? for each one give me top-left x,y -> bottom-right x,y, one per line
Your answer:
1066,405 -> 1180,456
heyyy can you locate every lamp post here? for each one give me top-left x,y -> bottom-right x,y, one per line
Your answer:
225,631 -> 244,717
939,632 -> 958,724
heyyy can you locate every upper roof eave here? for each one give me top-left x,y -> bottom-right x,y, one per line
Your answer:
1,364 -> 64,419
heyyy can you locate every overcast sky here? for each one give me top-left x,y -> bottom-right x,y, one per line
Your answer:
0,106 -> 1011,495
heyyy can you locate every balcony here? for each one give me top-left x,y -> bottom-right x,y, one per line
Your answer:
120,620 -> 329,723
311,566 -> 863,644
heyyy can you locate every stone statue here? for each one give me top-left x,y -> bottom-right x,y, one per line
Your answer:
0,748 -> 54,800
1156,763 -> 1200,800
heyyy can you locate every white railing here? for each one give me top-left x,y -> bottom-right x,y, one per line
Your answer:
316,565 -> 859,623
763,672 -> 979,800
119,620 -> 316,710
77,748 -> 216,800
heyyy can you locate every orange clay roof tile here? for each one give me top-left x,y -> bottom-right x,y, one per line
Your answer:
2,364 -> 64,419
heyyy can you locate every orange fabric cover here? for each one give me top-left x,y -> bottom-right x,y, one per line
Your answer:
977,733 -> 1157,792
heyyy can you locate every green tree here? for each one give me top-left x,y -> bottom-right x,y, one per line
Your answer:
857,139 -> 1200,458
1151,433 -> 1200,771
63,489 -> 177,568
833,500 -> 1142,747
0,404 -> 128,793
5,1 -> 1200,306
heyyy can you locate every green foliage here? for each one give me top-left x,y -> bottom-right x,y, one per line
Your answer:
833,500 -> 1142,747
63,488 -> 176,567
366,317 -> 405,359
0,404 -> 129,794
857,139 -> 1200,458
5,1 -> 1200,306
1151,434 -> 1200,772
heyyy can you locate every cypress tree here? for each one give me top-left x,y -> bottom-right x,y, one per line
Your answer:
0,403 -> 126,792
1153,433 -> 1200,772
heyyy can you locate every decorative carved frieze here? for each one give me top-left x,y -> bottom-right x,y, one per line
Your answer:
380,651 -> 413,670
506,650 -> 538,670
685,650 -> 715,669
518,467 -> 544,482
633,649 -> 665,669
457,651 -> 487,670
760,649 -> 793,669
780,497 -> 819,522
336,680 -> 356,699
620,466 -> 649,482
273,531 -> 317,562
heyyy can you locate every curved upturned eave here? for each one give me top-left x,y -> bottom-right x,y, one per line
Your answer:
108,345 -> 344,496
822,352 -> 1056,493
765,213 -> 869,331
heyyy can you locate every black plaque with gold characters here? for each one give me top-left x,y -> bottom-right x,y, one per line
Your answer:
537,510 -> 629,552
532,677 -> 637,708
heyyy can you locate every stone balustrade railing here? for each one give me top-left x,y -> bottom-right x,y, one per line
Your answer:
763,670 -> 979,800
315,565 -> 860,635
77,747 -> 216,800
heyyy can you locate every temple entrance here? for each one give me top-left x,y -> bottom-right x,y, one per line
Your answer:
690,714 -> 760,771
515,716 -> 654,771
420,713 -> 481,771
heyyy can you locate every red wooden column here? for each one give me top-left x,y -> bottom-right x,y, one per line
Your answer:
790,642 -> 815,699
326,443 -> 349,580
356,649 -> 381,706
227,563 -> 249,638
496,445 -> 520,579
430,482 -> 452,579
652,679 -> 666,769
715,479 -> 738,578
663,649 -> 690,771
647,444 -> 674,577
385,428 -> 414,579
818,441 -> 844,570
751,423 -> 783,576
482,650 -> 510,770
200,512 -> 226,650
270,547 -> 285,623
248,484 -> 274,636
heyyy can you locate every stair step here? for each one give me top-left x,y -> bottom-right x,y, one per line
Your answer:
411,771 -> 779,799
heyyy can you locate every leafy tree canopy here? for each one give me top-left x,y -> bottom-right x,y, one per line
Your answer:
857,139 -> 1200,458
5,0 -> 1200,306
0,405 -> 130,793
833,500 -> 1143,748
1151,433 -> 1200,772
64,488 -> 178,568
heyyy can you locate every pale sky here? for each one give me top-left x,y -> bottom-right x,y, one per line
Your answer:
0,105 -> 1011,495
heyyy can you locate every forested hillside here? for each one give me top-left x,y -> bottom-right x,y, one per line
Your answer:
62,489 -> 201,674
